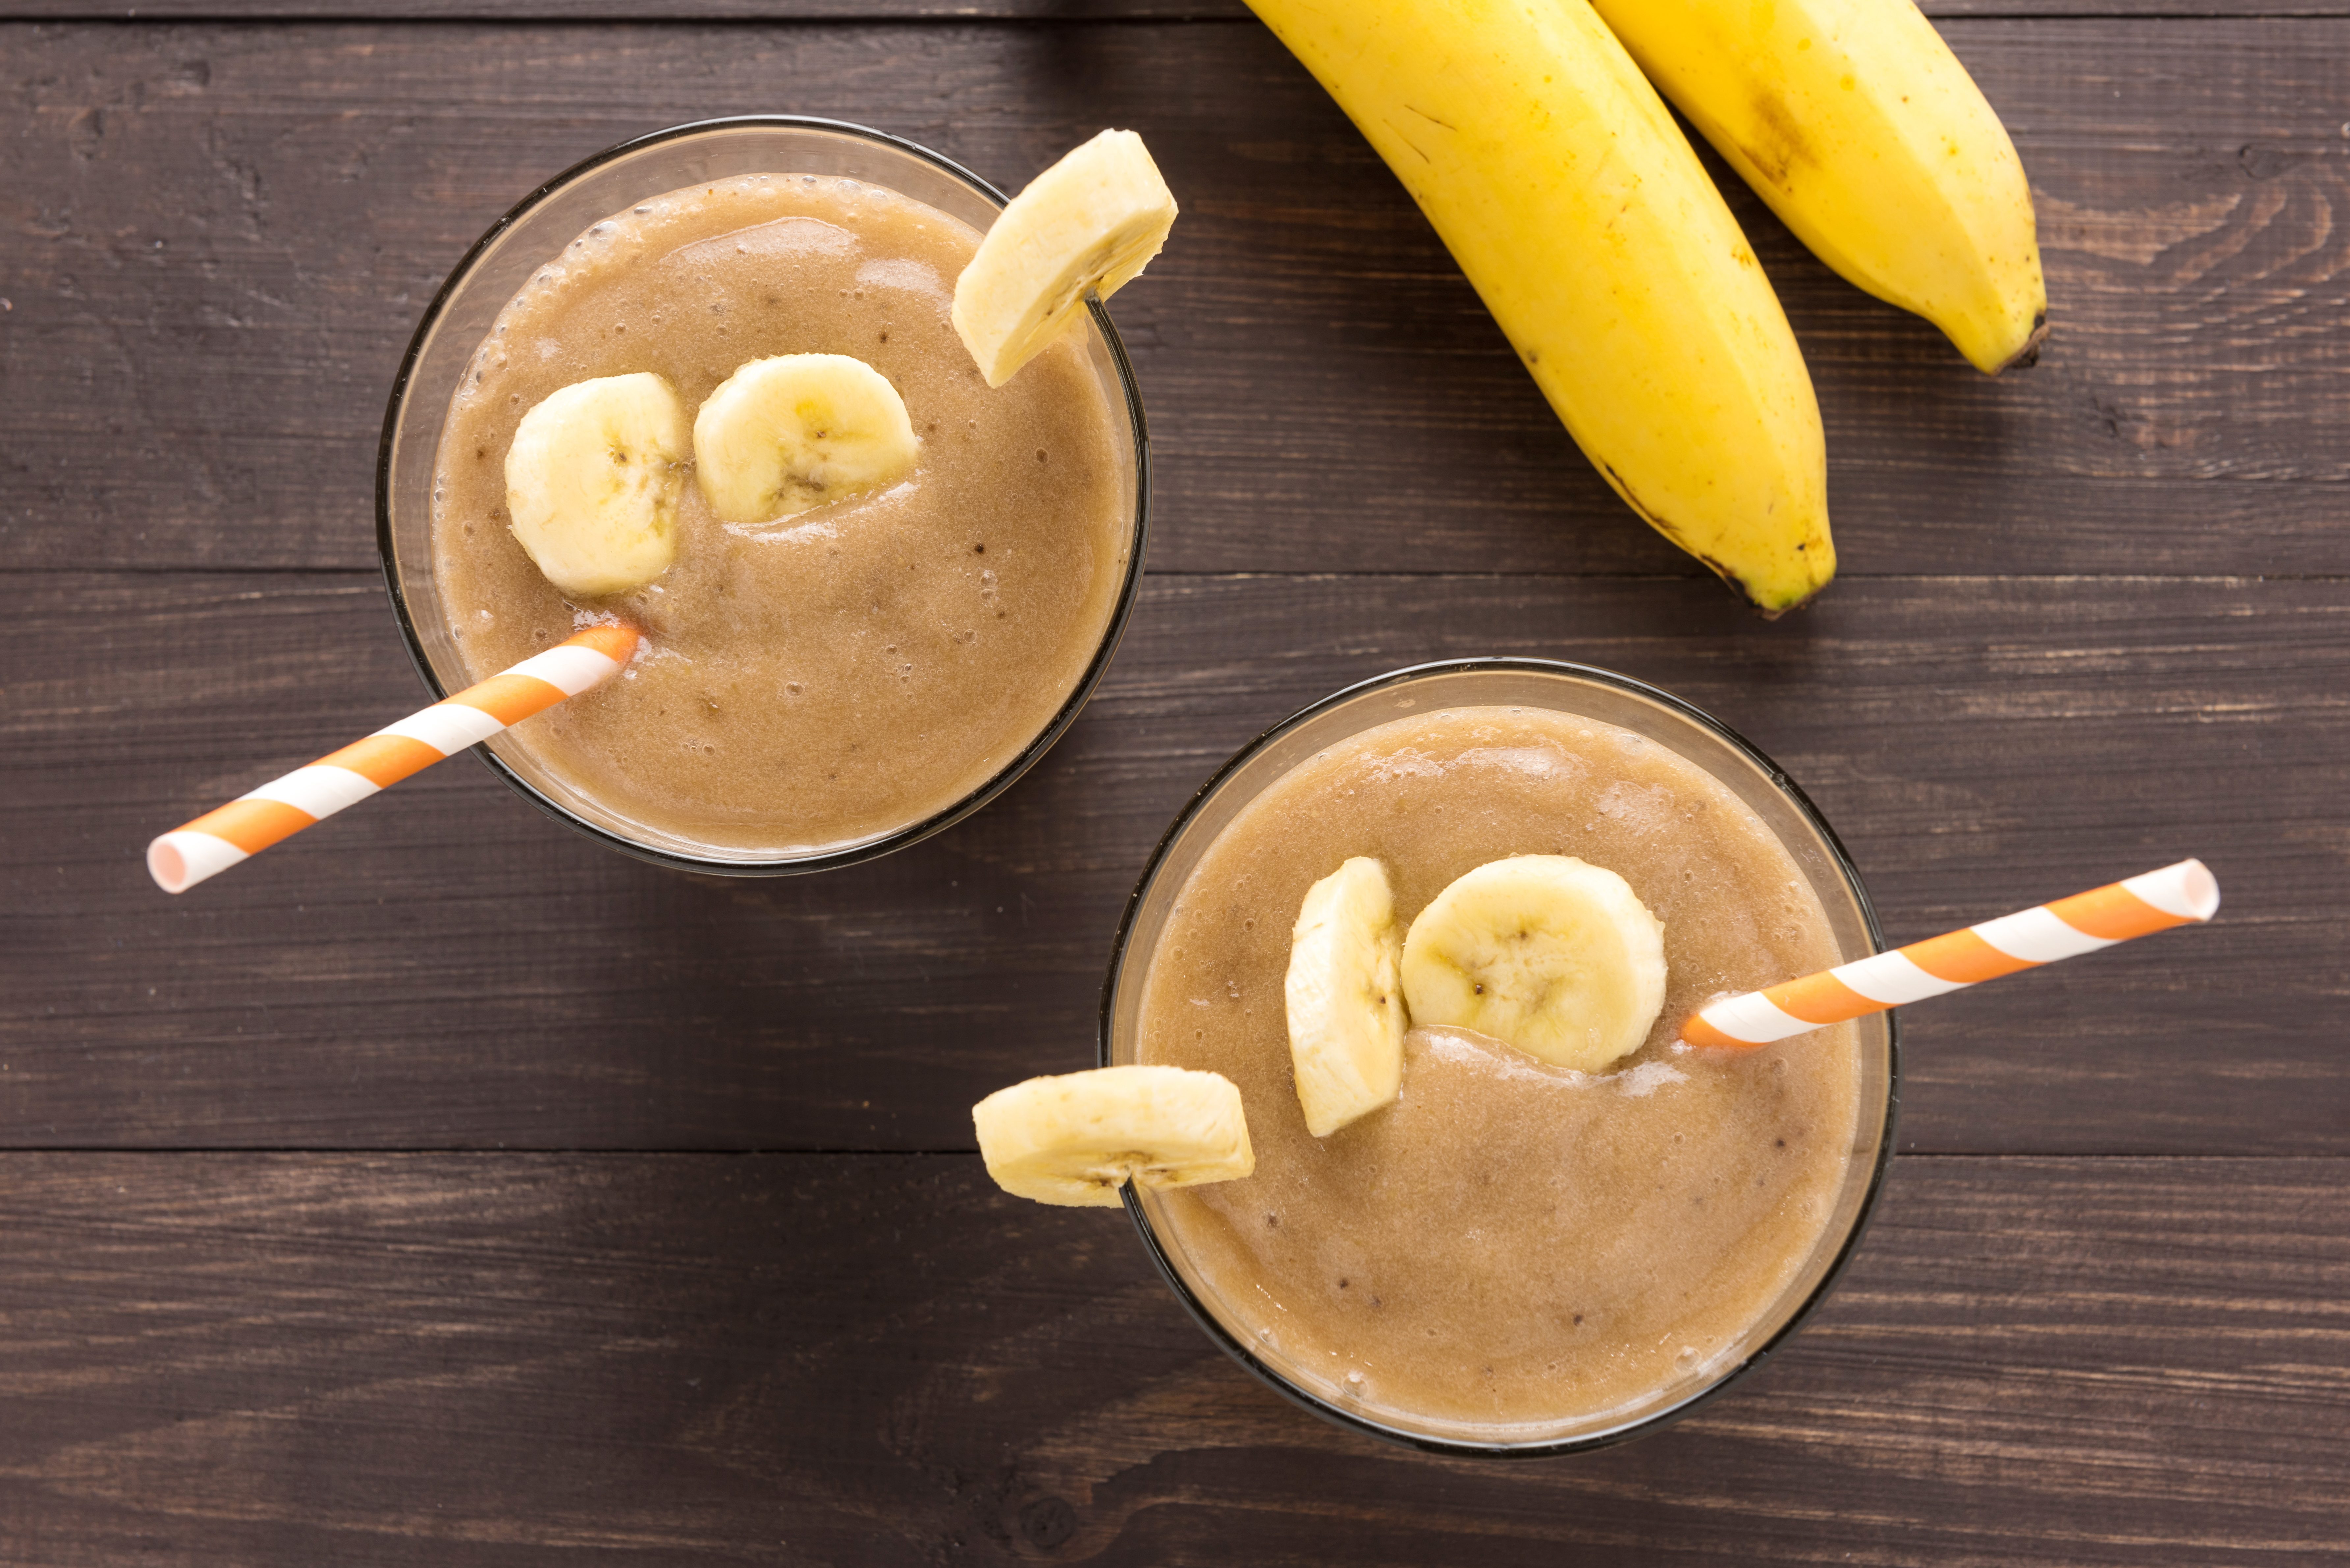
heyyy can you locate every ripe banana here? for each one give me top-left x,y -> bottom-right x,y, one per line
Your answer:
692,353 -> 920,524
972,1065 -> 1254,1208
1244,0 -> 1832,613
1401,856 -> 1667,1073
953,129 -> 1178,388
1590,0 -> 2046,375
1284,857 -> 1407,1137
504,371 -> 689,597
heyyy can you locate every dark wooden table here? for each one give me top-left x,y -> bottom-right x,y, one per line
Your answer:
5,2 -> 2346,1562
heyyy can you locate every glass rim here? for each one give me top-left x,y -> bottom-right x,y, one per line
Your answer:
1096,657 -> 1903,1457
375,114 -> 1153,875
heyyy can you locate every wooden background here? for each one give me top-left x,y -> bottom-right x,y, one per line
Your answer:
4,2 -> 2345,1562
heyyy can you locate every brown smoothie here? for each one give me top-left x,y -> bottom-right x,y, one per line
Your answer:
1135,705 -> 1861,1432
430,174 -> 1128,855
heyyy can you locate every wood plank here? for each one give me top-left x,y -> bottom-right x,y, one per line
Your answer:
26,0 -> 1229,14
1,2 -> 2337,19
0,1151 -> 2340,1565
4,20 -> 2347,575
5,570 -> 2340,1155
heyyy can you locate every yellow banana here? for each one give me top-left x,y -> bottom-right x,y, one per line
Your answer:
1245,0 -> 1833,613
1592,0 -> 2046,375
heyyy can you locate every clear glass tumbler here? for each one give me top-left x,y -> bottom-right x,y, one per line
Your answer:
1100,658 -> 1899,1455
378,116 -> 1149,873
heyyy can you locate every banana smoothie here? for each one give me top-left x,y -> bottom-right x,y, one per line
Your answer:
1134,705 -> 1862,1432
429,173 -> 1129,855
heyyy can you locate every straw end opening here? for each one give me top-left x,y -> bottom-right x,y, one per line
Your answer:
149,830 -> 245,895
2130,857 -> 2220,924
2173,858 -> 2221,922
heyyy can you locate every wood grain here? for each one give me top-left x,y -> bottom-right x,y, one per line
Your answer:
5,20 -> 2349,575
0,1151 -> 2339,1566
2,2 -> 2340,19
6,571 -> 2340,1156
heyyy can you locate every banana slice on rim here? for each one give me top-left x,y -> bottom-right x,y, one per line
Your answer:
692,353 -> 920,524
973,1065 -> 1253,1208
952,129 -> 1178,388
504,371 -> 689,597
1284,857 -> 1407,1137
1401,856 -> 1668,1072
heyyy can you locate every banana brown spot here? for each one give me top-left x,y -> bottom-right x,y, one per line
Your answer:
1736,88 -> 1816,194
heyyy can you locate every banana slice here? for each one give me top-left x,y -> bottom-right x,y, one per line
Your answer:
973,1065 -> 1253,1208
504,371 -> 689,597
692,353 -> 920,524
1284,857 -> 1407,1137
952,129 -> 1178,388
1401,856 -> 1667,1073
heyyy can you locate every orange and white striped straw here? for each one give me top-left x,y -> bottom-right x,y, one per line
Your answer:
148,623 -> 640,895
1680,859 -> 2220,1049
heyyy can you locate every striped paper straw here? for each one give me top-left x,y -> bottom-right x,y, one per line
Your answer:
148,623 -> 640,895
1680,859 -> 2221,1049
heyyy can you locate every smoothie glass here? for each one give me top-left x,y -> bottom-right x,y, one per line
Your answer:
378,117 -> 1150,873
1100,660 -> 1899,1455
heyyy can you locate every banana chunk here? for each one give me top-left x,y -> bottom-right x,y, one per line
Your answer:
953,129 -> 1177,388
692,353 -> 920,525
1401,856 -> 1667,1073
1285,857 -> 1407,1137
973,1065 -> 1253,1208
504,372 -> 689,597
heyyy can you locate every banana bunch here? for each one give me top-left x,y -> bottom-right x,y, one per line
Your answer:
1243,0 -> 2044,610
